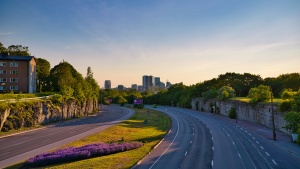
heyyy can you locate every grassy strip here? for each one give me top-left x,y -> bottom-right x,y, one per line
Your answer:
233,97 -> 283,105
6,108 -> 171,169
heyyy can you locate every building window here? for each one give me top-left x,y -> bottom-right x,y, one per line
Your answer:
10,78 -> 18,82
0,70 -> 7,74
10,62 -> 18,67
0,62 -> 7,67
0,78 -> 7,82
0,86 -> 6,90
10,70 -> 18,75
10,86 -> 18,90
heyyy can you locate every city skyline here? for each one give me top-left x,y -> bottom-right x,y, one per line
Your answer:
0,0 -> 299,88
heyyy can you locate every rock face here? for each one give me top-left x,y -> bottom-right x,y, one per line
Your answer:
191,98 -> 288,134
0,99 -> 98,132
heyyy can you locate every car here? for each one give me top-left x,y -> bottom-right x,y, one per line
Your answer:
153,104 -> 157,108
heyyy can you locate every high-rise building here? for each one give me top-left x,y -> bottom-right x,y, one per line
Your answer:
166,81 -> 172,88
142,75 -> 154,90
104,80 -> 111,89
154,77 -> 161,87
131,84 -> 138,90
117,85 -> 124,90
138,85 -> 143,91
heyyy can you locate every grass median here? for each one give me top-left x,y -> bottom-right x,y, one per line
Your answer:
6,107 -> 171,169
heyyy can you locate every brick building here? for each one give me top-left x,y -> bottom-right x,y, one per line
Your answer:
0,53 -> 36,93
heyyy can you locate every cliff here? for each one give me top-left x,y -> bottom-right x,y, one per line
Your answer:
191,98 -> 288,134
0,99 -> 98,132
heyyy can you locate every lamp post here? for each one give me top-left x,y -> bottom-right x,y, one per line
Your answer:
234,91 -> 237,123
269,85 -> 276,141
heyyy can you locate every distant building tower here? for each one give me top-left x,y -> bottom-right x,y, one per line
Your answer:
117,85 -> 124,90
138,85 -> 143,91
104,80 -> 111,89
166,81 -> 171,88
131,84 -> 138,90
160,82 -> 166,89
142,75 -> 154,90
154,77 -> 161,87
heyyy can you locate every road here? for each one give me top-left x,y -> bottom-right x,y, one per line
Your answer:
135,106 -> 300,169
0,105 -> 134,168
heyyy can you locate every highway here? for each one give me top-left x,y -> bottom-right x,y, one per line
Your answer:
0,105 -> 134,168
135,106 -> 300,169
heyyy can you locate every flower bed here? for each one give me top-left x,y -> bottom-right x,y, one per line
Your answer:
23,142 -> 143,167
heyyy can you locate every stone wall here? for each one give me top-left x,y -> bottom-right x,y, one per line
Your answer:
191,97 -> 289,134
0,99 -> 98,131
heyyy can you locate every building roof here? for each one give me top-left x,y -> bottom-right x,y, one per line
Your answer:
0,54 -> 35,61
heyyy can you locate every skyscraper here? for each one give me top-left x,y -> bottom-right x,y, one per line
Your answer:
104,80 -> 111,89
154,77 -> 161,87
142,75 -> 154,90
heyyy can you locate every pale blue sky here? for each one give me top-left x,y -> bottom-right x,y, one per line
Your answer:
0,0 -> 299,88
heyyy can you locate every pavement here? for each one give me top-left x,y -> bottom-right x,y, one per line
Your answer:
216,113 -> 300,160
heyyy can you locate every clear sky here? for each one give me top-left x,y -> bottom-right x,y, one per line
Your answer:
0,0 -> 299,88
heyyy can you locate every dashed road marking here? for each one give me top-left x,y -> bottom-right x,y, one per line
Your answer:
212,146 -> 214,151
252,137 -> 255,140
266,152 -> 270,156
238,153 -> 241,158
211,160 -> 214,167
232,142 -> 235,146
227,134 -> 230,136
256,141 -> 259,144
190,141 -> 192,144
260,146 -> 264,150
272,159 -> 277,165
185,151 -> 188,156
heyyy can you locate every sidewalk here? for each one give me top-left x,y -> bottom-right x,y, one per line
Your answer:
224,116 -> 300,159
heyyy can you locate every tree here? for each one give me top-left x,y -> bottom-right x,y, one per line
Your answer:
117,96 -> 127,106
0,42 -> 6,53
284,111 -> 300,133
217,86 -> 235,101
7,44 -> 30,56
247,85 -> 271,104
281,89 -> 297,100
36,58 -> 50,92
85,67 -> 100,100
202,88 -> 218,101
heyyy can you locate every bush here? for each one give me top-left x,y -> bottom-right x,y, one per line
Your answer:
134,104 -> 144,109
23,142 -> 143,167
228,107 -> 236,119
284,111 -> 300,133
279,101 -> 292,112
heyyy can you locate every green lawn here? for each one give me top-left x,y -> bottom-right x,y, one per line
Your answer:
5,108 -> 171,169
233,97 -> 283,105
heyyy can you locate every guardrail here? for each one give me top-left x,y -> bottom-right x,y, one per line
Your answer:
0,95 -> 55,103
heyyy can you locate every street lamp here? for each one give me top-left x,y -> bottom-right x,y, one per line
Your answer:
269,85 -> 276,141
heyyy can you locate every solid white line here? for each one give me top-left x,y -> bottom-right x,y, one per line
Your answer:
149,115 -> 180,169
272,159 -> 277,165
260,146 -> 264,150
265,152 -> 270,156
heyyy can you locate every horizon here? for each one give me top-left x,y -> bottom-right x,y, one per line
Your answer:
0,0 -> 299,88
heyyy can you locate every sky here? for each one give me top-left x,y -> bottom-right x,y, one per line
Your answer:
0,0 -> 299,88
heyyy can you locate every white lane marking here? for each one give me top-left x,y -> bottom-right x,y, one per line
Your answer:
232,142 -> 235,146
149,115 -> 180,169
209,131 -> 212,134
193,133 -> 194,135
212,137 -> 213,141
260,146 -> 264,150
185,151 -> 188,156
238,153 -> 241,158
227,134 -> 230,136
212,146 -> 214,151
256,141 -> 259,144
0,152 -> 10,157
265,152 -> 270,156
211,160 -> 214,167
252,137 -> 255,140
249,133 -> 252,136
190,141 -> 192,144
272,159 -> 277,165
223,128 -> 225,130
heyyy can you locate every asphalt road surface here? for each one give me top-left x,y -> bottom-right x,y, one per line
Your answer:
135,106 -> 300,169
0,105 -> 134,168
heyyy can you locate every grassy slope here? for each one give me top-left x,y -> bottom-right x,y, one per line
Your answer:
6,108 -> 171,169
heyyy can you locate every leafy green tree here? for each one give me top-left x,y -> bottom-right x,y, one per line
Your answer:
117,96 -> 127,106
247,85 -> 271,104
217,86 -> 235,101
36,58 -> 50,92
202,88 -> 218,101
7,44 -> 30,56
85,67 -> 100,100
0,42 -> 6,53
284,111 -> 300,133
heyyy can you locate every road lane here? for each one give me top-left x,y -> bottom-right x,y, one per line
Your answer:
0,105 -> 133,168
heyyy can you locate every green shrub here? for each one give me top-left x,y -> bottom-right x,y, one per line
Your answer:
134,104 -> 144,109
228,107 -> 236,119
279,101 -> 292,112
284,111 -> 300,133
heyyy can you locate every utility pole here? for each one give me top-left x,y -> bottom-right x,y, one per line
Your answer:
270,86 -> 276,141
